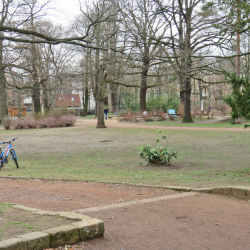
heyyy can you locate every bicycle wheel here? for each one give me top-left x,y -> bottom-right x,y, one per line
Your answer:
11,150 -> 19,168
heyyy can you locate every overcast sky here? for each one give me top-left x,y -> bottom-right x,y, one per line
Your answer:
48,0 -> 82,26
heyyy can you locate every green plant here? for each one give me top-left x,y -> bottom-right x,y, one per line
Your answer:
139,130 -> 177,165
223,71 -> 250,123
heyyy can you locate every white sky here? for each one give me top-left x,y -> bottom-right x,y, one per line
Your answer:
47,0 -> 82,27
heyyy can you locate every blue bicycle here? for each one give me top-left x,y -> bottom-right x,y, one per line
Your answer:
0,138 -> 19,169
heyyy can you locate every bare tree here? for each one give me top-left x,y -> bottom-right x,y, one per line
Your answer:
119,0 -> 167,112
153,0 -> 234,122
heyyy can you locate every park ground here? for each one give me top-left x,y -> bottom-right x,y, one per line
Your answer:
0,117 -> 250,249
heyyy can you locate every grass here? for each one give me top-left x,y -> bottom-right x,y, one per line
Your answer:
0,203 -> 13,212
0,120 -> 250,187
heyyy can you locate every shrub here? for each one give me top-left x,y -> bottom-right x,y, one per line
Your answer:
3,111 -> 76,129
37,117 -> 49,128
14,118 -> 26,129
139,130 -> 177,165
25,117 -> 37,129
2,117 -> 12,130
61,115 -> 76,126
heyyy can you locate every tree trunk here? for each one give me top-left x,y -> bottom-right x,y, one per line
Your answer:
96,97 -> 105,128
0,72 -> 7,121
140,65 -> 148,112
236,0 -> 241,77
111,87 -> 118,113
82,49 -> 90,117
96,65 -> 108,128
43,84 -> 50,113
140,87 -> 147,112
82,86 -> 89,116
179,91 -> 184,118
31,11 -> 41,114
0,38 -> 7,121
182,78 -> 193,123
33,83 -> 41,113
181,7 -> 193,123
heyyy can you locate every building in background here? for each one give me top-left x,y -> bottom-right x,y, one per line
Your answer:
54,94 -> 82,115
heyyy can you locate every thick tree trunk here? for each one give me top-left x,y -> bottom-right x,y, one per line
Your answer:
140,66 -> 148,112
140,87 -> 147,112
82,86 -> 89,116
33,83 -> 41,113
96,97 -> 105,128
82,49 -> 90,117
0,39 -> 7,121
96,65 -> 108,128
104,96 -> 108,106
43,84 -> 50,113
111,88 -> 118,113
179,91 -> 184,118
182,78 -> 193,123
0,72 -> 7,121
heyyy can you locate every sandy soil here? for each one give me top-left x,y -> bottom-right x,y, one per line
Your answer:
1,178 -> 250,250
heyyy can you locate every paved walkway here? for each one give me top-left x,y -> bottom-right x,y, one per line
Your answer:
72,192 -> 250,250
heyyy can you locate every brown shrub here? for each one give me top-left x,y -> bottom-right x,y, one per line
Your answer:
61,115 -> 76,126
25,117 -> 37,129
2,117 -> 12,130
14,118 -> 26,129
37,117 -> 50,128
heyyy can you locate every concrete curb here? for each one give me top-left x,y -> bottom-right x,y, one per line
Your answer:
192,186 -> 250,201
0,205 -> 104,250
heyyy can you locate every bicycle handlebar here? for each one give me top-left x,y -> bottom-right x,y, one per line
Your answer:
0,138 -> 18,144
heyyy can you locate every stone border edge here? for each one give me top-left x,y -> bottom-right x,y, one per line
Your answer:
0,205 -> 104,250
192,186 -> 250,201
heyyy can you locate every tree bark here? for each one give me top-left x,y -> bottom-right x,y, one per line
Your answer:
96,65 -> 108,128
82,86 -> 89,116
140,64 -> 149,112
82,49 -> 90,117
0,37 -> 7,121
182,79 -> 193,123
31,12 -> 41,114
110,85 -> 118,113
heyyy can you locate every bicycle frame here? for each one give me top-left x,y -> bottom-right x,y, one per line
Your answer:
0,138 -> 18,169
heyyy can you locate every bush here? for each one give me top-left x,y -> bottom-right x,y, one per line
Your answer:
2,111 -> 76,129
2,117 -> 12,130
25,117 -> 37,129
14,118 -> 26,129
139,130 -> 177,165
60,115 -> 76,126
37,117 -> 49,128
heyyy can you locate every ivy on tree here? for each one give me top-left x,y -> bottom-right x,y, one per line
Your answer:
223,72 -> 250,123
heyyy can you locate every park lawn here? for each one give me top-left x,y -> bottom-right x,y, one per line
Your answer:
0,123 -> 250,187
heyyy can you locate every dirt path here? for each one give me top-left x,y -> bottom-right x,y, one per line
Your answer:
77,118 -> 248,132
1,178 -> 250,250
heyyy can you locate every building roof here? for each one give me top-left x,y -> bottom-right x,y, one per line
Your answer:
54,94 -> 82,107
